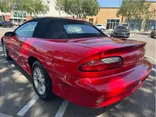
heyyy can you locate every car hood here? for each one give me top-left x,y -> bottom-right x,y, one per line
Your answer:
67,37 -> 146,51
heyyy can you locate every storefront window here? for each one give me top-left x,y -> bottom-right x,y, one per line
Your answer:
106,19 -> 120,29
13,11 -> 26,18
145,20 -> 156,31
129,20 -> 142,31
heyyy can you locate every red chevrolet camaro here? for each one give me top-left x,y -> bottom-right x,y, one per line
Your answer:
1,17 -> 152,108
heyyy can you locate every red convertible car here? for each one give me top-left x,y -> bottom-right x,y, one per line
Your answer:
1,17 -> 152,108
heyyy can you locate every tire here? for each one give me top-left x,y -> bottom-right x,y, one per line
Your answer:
110,33 -> 114,37
150,33 -> 153,38
32,61 -> 54,101
101,28 -> 105,32
2,43 -> 11,60
127,35 -> 130,38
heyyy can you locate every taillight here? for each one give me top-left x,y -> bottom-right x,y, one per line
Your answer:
79,57 -> 122,72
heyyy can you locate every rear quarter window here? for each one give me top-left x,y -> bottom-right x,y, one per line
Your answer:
64,24 -> 101,34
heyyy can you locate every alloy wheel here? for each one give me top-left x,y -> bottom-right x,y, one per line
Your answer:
33,67 -> 46,95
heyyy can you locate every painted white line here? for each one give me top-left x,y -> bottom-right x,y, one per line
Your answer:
55,100 -> 69,117
145,56 -> 156,62
152,68 -> 156,72
149,75 -> 156,79
0,59 -> 6,63
0,112 -> 13,117
17,95 -> 39,117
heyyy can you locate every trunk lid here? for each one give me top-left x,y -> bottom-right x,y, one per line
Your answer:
68,37 -> 146,72
68,37 -> 146,51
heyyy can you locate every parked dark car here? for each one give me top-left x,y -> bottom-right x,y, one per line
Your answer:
111,26 -> 130,38
0,21 -> 14,27
150,30 -> 156,39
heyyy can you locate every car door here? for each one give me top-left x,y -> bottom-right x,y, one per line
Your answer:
12,21 -> 38,68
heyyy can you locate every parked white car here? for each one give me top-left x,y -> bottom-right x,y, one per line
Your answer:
95,24 -> 106,31
11,21 -> 24,26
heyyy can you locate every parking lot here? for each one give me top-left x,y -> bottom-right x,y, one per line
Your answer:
0,27 -> 155,117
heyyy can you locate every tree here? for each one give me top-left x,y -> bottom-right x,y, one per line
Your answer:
17,0 -> 49,16
117,0 -> 156,31
0,0 -> 49,16
0,0 -> 14,13
56,0 -> 99,18
117,0 -> 151,23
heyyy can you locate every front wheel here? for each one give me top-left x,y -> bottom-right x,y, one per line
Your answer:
150,33 -> 153,38
32,61 -> 54,101
2,44 -> 11,60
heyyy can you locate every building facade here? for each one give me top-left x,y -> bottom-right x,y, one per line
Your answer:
88,7 -> 122,30
87,1 -> 156,31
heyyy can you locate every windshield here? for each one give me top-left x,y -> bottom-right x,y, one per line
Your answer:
64,24 -> 105,38
116,26 -> 126,30
96,25 -> 102,26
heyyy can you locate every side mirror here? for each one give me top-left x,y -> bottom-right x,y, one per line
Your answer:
4,32 -> 16,37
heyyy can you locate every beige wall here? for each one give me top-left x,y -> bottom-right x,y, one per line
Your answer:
87,7 -> 121,25
87,2 -> 156,25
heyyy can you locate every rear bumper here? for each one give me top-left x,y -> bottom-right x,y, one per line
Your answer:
51,60 -> 152,108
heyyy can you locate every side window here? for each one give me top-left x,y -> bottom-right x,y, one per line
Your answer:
15,22 -> 38,37
45,23 -> 67,39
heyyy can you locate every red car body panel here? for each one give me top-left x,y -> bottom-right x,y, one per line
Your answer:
2,34 -> 152,108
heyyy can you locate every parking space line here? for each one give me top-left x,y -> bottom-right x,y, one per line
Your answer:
55,100 -> 69,117
152,68 -> 156,72
0,59 -> 6,63
17,95 -> 39,117
0,112 -> 13,117
145,56 -> 156,62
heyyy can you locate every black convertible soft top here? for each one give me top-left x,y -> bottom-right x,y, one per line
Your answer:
27,17 -> 106,39
31,17 -> 90,24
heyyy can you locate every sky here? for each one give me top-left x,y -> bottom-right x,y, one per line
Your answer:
97,0 -> 156,7
97,0 -> 122,7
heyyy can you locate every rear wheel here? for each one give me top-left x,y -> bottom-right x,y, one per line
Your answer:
2,43 -> 11,60
32,61 -> 54,100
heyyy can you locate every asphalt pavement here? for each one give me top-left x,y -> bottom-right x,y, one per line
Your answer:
0,27 -> 155,117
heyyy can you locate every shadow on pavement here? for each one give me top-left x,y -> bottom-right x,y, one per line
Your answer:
0,43 -> 35,116
0,43 -> 63,117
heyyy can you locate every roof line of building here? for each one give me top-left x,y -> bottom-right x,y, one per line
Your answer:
99,7 -> 120,9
